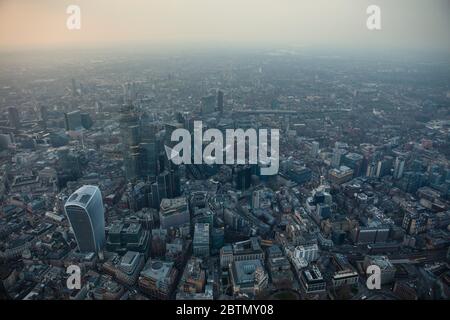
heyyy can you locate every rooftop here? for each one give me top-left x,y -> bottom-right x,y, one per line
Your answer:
66,185 -> 99,207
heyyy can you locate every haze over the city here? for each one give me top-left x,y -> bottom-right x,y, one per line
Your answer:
0,0 -> 449,52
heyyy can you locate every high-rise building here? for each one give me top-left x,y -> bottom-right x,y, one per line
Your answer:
151,182 -> 163,209
139,142 -> 159,177
342,152 -> 364,177
331,148 -> 346,168
376,156 -> 393,178
170,168 -> 181,197
64,185 -> 105,253
311,141 -> 320,156
64,110 -> 83,131
150,169 -> 181,208
235,165 -> 252,190
394,157 -> 405,179
119,103 -> 141,180
193,223 -> 210,257
316,204 -> 331,220
80,113 -> 93,129
366,162 -> 377,178
201,95 -> 216,114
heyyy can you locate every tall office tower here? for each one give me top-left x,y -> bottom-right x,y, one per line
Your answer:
201,95 -> 216,114
331,148 -> 346,168
141,116 -> 158,139
394,157 -> 405,179
158,171 -> 172,199
170,168 -> 181,197
64,110 -> 83,131
127,146 -> 141,180
80,113 -> 93,129
193,223 -> 210,257
150,182 -> 161,209
149,169 -> 181,209
366,162 -> 377,178
120,103 -> 141,180
235,165 -> 252,190
64,185 -> 105,254
7,106 -> 21,129
217,90 -> 224,113
342,152 -> 364,177
311,141 -> 320,156
139,142 -> 159,177
374,156 -> 391,178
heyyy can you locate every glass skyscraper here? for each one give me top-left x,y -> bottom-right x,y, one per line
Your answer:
64,185 -> 105,253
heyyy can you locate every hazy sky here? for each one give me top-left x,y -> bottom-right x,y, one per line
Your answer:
0,0 -> 449,52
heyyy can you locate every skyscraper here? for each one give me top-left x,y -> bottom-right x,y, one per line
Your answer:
331,148 -> 346,168
235,165 -> 252,190
80,113 -> 94,129
64,185 -> 105,254
201,95 -> 216,114
193,223 -> 210,257
120,103 -> 141,180
342,152 -> 364,177
311,141 -> 320,156
139,142 -> 159,177
394,157 -> 405,179
376,156 -> 394,178
64,110 -> 83,131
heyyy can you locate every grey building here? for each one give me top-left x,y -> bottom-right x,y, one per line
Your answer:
193,223 -> 210,257
64,185 -> 105,254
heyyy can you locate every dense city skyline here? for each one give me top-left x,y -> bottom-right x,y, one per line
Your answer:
0,0 -> 449,304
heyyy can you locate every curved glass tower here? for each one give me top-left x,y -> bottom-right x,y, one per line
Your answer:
64,185 -> 105,253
